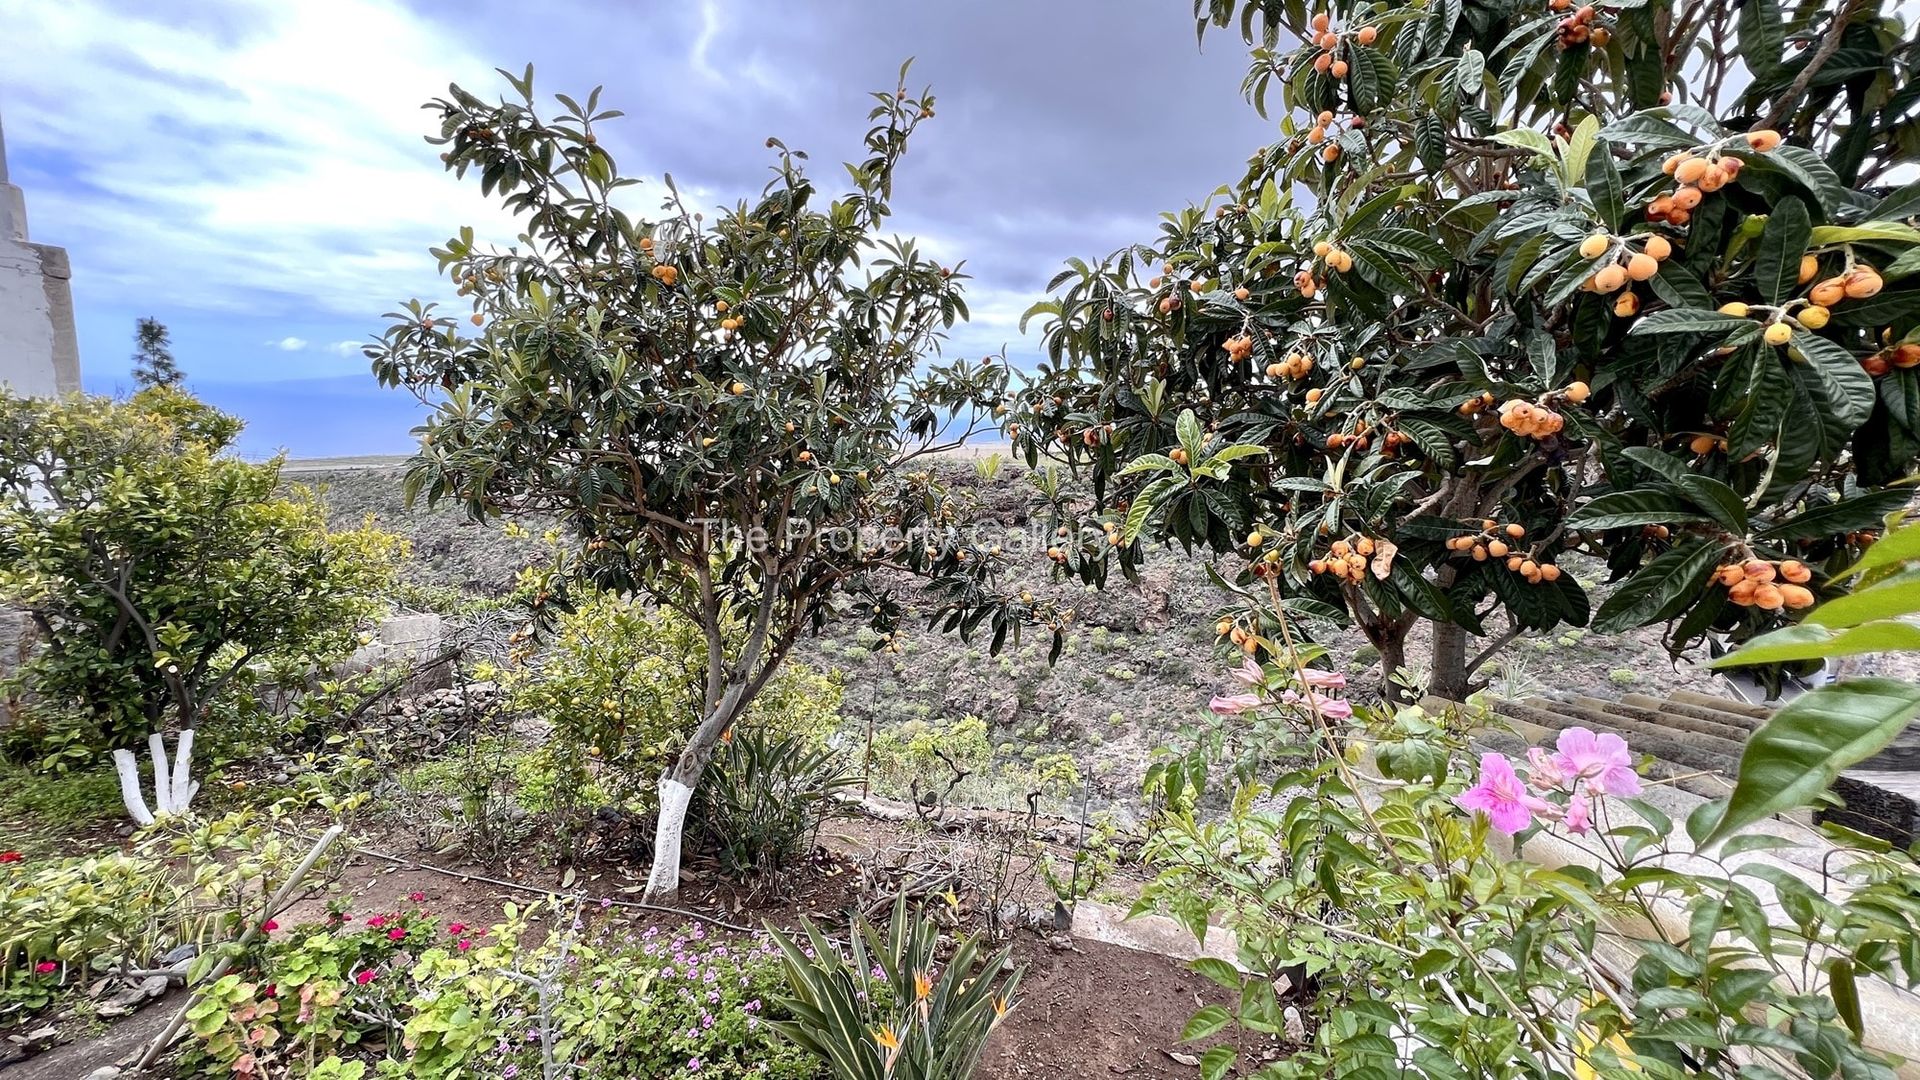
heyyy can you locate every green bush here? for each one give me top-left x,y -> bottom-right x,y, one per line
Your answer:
187,901 -> 822,1080
1,809 -> 316,1016
0,388 -> 404,769
497,594 -> 843,807
768,899 -> 1021,1080
692,730 -> 859,882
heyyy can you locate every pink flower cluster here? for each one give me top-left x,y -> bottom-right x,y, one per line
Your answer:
1210,659 -> 1353,720
1457,727 -> 1641,835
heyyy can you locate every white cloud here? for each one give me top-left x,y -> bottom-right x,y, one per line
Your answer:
273,337 -> 308,352
1,0 -> 516,320
328,340 -> 364,356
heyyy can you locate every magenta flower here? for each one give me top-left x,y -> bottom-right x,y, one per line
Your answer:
355,969 -> 377,985
1553,727 -> 1641,797
1300,668 -> 1347,689
366,916 -> 387,929
1525,748 -> 1570,791
1209,693 -> 1262,716
1456,753 -> 1554,834
34,961 -> 57,974
0,851 -> 22,863
388,928 -> 407,941
457,938 -> 473,951
408,892 -> 426,903
1280,689 -> 1353,721
1563,794 -> 1593,835
447,923 -> 466,935
262,919 -> 279,933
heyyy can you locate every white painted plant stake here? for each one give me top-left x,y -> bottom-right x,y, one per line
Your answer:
112,729 -> 198,826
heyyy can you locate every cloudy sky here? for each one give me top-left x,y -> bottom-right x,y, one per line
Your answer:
0,0 -> 1276,457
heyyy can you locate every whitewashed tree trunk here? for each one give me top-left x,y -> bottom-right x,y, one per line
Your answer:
645,777 -> 695,897
113,730 -> 197,826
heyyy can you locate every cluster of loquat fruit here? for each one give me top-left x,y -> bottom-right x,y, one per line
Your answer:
1215,615 -> 1264,656
1267,350 -> 1314,379
1305,110 -> 1364,164
1647,131 -> 1778,229
1712,558 -> 1815,611
1497,400 -> 1564,438
1447,521 -> 1564,583
1311,239 -> 1355,273
1307,12 -> 1377,80
1225,334 -> 1258,363
648,263 -> 679,287
1578,232 -> 1673,316
1307,535 -> 1384,581
1862,343 -> 1920,377
1548,1 -> 1610,48
1716,257 -> 1881,346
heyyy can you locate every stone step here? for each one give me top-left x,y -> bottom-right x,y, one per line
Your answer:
1618,693 -> 1766,741
1669,689 -> 1773,720
1574,687 -> 1758,749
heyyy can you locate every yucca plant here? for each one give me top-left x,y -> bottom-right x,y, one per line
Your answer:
692,730 -> 860,881
766,898 -> 1022,1080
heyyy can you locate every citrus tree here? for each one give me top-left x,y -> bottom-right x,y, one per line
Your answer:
0,388 -> 403,770
371,65 -> 1039,895
1015,0 -> 1920,701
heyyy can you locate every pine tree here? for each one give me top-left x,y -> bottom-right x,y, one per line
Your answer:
131,317 -> 183,389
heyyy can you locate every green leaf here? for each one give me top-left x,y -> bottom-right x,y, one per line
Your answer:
1593,540 -> 1727,633
1200,1046 -> 1237,1080
1701,678 -> 1920,848
1182,1005 -> 1233,1042
1189,958 -> 1241,991
1830,958 -> 1863,1040
1627,308 -> 1752,337
1566,491 -> 1708,530
1790,335 -> 1874,428
1752,198 -> 1810,305
1710,620 -> 1920,668
1807,569 -> 1920,628
1758,488 -> 1912,541
1561,115 -> 1600,189
1585,139 -> 1625,231
1841,520 -> 1920,577
1807,223 -> 1920,247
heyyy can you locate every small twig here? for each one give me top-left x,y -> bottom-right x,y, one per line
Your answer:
1759,0 -> 1864,130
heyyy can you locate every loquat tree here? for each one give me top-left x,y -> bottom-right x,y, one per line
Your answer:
371,65 -> 1043,895
1016,0 -> 1920,701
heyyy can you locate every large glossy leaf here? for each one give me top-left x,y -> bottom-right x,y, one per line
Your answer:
1627,309 -> 1752,337
1791,335 -> 1874,428
1708,620 -> 1920,667
1752,198 -> 1810,305
1757,488 -> 1912,540
1593,540 -> 1726,633
1566,491 -> 1708,530
1700,678 -> 1920,849
1806,569 -> 1920,628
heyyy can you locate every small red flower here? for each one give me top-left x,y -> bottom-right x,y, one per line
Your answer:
446,923 -> 466,935
263,984 -> 278,998
355,969 -> 377,985
387,928 -> 406,941
408,892 -> 426,903
34,962 -> 57,974
262,920 -> 279,932
0,851 -> 23,863
456,939 -> 473,952
366,916 -> 387,929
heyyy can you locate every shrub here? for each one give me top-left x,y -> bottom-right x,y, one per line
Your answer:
189,901 -> 821,1080
768,899 -> 1021,1080
865,715 -> 992,798
0,388 -> 405,769
1144,571 -> 1920,1079
1,809 -> 318,1016
692,730 -> 859,882
500,594 -> 844,809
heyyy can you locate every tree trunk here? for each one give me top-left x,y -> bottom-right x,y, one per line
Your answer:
1378,632 -> 1409,705
1429,621 -> 1471,702
642,686 -> 750,898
